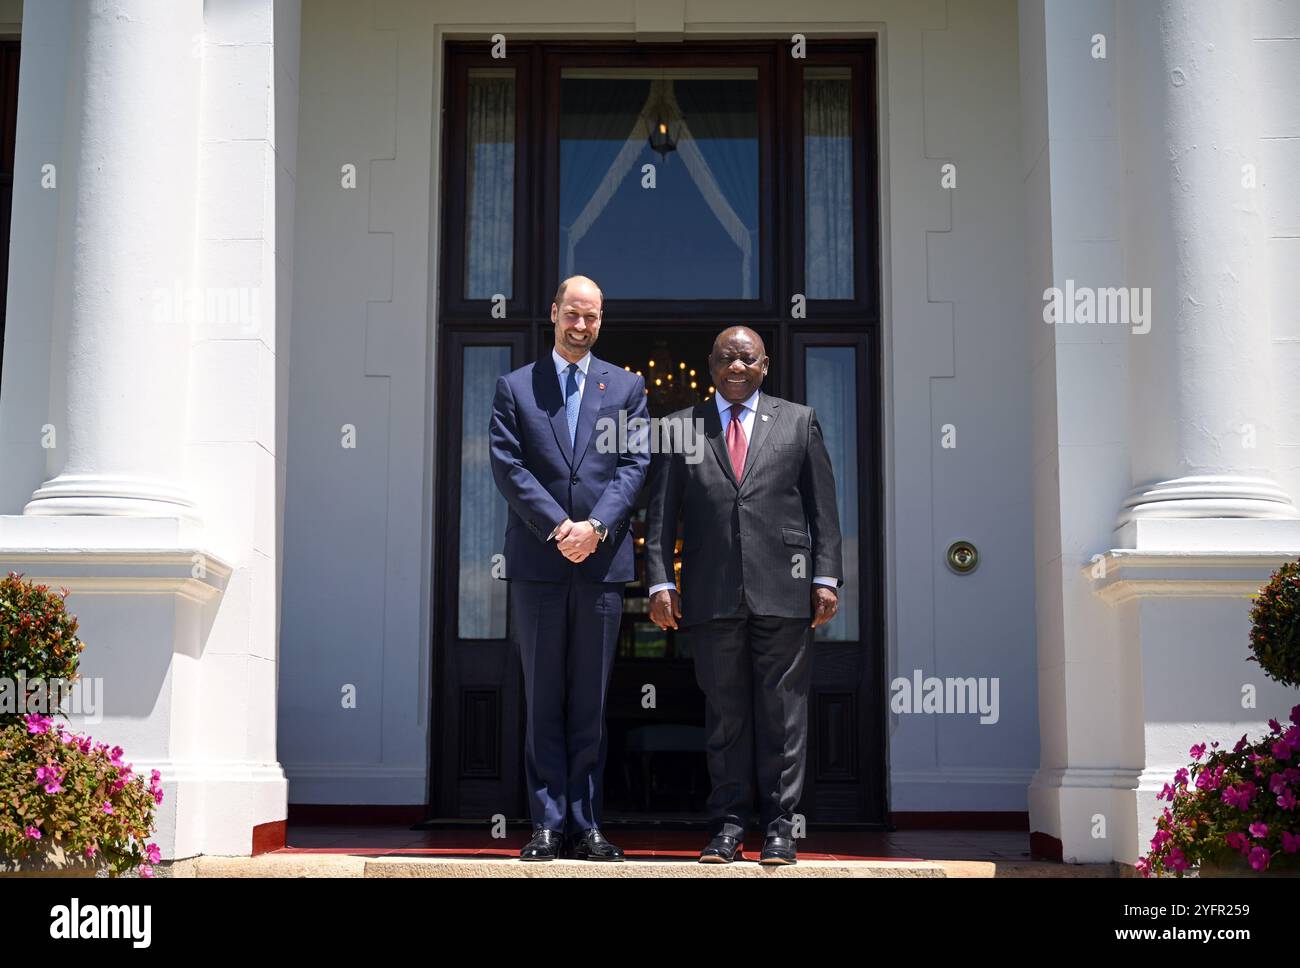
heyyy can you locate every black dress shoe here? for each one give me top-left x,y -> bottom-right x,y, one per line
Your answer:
699,833 -> 744,863
568,827 -> 625,861
519,828 -> 564,861
759,835 -> 797,865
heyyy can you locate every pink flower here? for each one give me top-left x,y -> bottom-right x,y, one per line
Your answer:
1190,743 -> 1206,760
1222,782 -> 1257,810
1135,857 -> 1151,877
1166,847 -> 1188,872
1249,822 -> 1269,839
1274,739 -> 1294,761
1235,734 -> 1250,753
1151,829 -> 1172,849
1282,832 -> 1300,854
1269,718 -> 1282,734
84,845 -> 97,859
1280,788 -> 1297,811
1196,764 -> 1226,791
36,764 -> 64,795
1225,832 -> 1249,853
139,864 -> 155,878
1250,846 -> 1271,871
24,713 -> 52,735
152,788 -> 164,805
146,843 -> 161,864
1290,703 -> 1300,726
100,801 -> 113,815
23,826 -> 41,840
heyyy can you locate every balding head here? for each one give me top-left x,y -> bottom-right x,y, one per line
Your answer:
711,325 -> 765,359
554,275 -> 603,309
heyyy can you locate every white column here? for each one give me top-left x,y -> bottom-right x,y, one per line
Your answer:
1116,0 -> 1298,534
24,0 -> 203,519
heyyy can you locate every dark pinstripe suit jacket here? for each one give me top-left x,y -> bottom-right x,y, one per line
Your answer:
645,392 -> 843,626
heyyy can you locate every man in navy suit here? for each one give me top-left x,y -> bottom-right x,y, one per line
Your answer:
488,275 -> 649,861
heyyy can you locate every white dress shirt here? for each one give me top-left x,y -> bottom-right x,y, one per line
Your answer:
648,390 -> 838,597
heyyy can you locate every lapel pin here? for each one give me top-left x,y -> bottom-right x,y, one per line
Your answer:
598,382 -> 606,391
761,414 -> 770,421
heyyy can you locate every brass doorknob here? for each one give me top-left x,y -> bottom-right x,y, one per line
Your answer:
946,540 -> 978,574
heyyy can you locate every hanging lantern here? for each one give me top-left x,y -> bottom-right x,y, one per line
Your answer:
645,77 -> 679,161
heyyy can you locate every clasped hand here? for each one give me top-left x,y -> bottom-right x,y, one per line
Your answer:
553,519 -> 599,562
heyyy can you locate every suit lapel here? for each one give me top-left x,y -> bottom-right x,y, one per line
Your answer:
705,401 -> 739,489
738,393 -> 780,490
571,356 -> 608,469
536,356 -> 575,467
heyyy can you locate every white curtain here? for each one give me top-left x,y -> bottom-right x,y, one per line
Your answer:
804,74 -> 854,300
560,74 -> 759,298
459,346 -> 511,639
805,347 -> 859,641
465,72 -> 514,300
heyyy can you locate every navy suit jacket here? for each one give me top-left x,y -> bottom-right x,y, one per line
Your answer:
489,352 -> 650,583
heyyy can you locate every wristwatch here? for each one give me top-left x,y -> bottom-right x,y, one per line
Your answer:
588,517 -> 609,542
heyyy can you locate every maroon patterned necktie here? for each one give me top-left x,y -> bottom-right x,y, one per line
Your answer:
726,403 -> 748,480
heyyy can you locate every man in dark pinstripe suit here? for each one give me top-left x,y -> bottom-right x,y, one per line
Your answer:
645,326 -> 843,865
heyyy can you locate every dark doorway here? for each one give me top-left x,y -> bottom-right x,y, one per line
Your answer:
430,39 -> 886,829
0,40 -> 19,392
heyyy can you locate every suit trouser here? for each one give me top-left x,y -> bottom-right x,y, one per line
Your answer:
509,576 -> 622,835
688,601 -> 812,840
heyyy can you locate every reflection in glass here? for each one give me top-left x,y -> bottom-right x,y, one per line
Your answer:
560,69 -> 759,299
806,346 -> 859,640
465,69 -> 514,300
458,345 -> 512,638
805,67 -> 853,299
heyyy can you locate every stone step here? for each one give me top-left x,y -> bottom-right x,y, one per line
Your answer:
176,854 -> 946,878
171,854 -> 1120,878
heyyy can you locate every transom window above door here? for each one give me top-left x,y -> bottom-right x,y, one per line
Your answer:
441,41 -> 878,320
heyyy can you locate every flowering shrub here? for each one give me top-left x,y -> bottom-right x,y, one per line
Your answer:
0,572 -> 84,720
0,713 -> 162,877
1248,559 -> 1300,688
1138,705 -> 1300,877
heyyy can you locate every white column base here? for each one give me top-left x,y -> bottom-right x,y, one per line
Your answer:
24,473 -> 201,522
1118,475 -> 1300,528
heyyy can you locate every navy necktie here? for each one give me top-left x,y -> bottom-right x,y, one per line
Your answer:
565,363 -> 580,446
